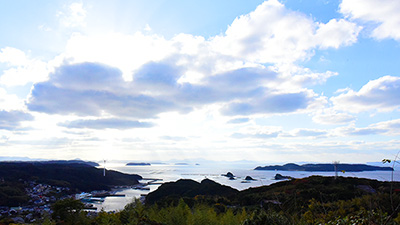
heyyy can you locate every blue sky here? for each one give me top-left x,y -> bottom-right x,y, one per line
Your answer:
1,0 -> 400,163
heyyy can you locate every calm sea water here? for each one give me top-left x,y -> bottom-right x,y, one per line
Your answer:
93,162 -> 400,212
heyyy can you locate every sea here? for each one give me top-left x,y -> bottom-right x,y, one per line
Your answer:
91,161 -> 400,212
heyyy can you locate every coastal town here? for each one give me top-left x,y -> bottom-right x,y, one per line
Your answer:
0,177 -> 162,224
0,181 -> 69,223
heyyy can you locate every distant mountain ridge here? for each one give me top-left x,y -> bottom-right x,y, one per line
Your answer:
255,163 -> 393,172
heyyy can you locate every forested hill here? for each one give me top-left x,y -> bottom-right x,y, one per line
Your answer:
254,163 -> 393,171
146,179 -> 239,204
35,159 -> 100,167
143,176 -> 400,224
0,161 -> 142,192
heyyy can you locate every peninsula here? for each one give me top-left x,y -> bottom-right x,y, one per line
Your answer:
0,161 -> 142,207
254,163 -> 393,172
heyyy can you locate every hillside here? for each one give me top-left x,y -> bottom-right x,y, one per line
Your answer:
145,176 -> 400,224
146,178 -> 239,205
148,176 -> 399,207
0,162 -> 142,206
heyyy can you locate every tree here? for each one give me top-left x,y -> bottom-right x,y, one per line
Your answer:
51,198 -> 87,224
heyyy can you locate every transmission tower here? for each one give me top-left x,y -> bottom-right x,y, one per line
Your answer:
333,161 -> 339,179
103,159 -> 106,177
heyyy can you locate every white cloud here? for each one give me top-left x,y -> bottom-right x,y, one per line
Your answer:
58,2 -> 87,28
38,24 -> 52,32
230,125 -> 282,139
231,131 -> 279,139
0,88 -> 25,110
211,0 -> 361,64
144,24 -> 152,32
270,64 -> 338,89
332,76 -> 400,113
64,32 -> 175,81
315,19 -> 362,49
338,126 -> 386,136
283,128 -> 328,138
312,109 -> 355,125
340,0 -> 400,40
336,119 -> 400,136
0,47 -> 29,66
0,47 -> 49,86
373,119 -> 400,135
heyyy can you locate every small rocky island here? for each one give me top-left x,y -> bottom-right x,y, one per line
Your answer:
221,172 -> 236,180
255,163 -> 393,172
274,173 -> 293,180
244,176 -> 256,181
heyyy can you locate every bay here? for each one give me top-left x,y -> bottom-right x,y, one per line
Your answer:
92,162 -> 400,212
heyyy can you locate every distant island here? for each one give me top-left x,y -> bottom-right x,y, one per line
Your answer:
255,163 -> 393,172
126,162 -> 151,166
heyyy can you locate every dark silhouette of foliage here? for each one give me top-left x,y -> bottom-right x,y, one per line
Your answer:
0,181 -> 29,206
51,198 -> 88,225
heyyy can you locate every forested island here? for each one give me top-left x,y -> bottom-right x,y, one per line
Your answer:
255,163 -> 393,172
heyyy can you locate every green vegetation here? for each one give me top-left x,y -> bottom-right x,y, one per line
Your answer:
145,179 -> 238,205
46,198 -> 249,225
51,198 -> 89,224
12,175 -> 399,225
2,164 -> 400,224
0,181 -> 29,206
141,176 -> 400,224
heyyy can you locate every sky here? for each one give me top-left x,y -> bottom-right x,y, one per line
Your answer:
1,0 -> 400,163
